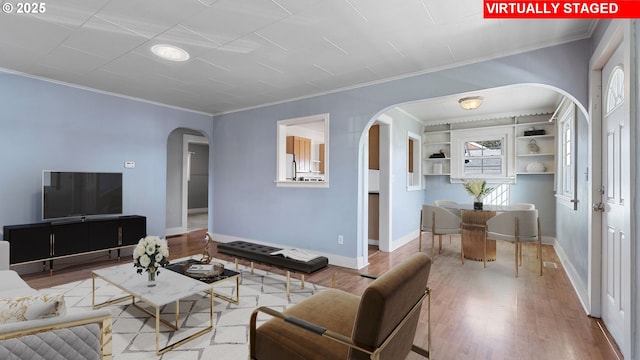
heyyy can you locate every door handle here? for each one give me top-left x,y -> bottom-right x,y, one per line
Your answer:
592,202 -> 605,212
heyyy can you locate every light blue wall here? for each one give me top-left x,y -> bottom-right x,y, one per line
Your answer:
0,72 -> 212,237
212,39 -> 591,263
385,108 -> 425,243
555,109 -> 589,286
0,39 -> 593,269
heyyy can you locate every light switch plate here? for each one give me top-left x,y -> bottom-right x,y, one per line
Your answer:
124,161 -> 135,169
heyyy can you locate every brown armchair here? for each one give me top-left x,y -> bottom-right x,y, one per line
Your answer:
249,252 -> 432,359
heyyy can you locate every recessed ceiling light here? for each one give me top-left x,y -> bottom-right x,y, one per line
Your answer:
151,44 -> 190,62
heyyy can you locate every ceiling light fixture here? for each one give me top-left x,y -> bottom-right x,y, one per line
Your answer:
458,96 -> 483,110
151,44 -> 190,62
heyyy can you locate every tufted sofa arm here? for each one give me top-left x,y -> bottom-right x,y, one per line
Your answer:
0,241 -> 113,359
0,308 -> 112,360
0,241 -> 9,271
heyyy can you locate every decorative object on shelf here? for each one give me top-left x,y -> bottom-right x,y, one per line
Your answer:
458,96 -> 483,110
462,179 -> 494,210
528,139 -> 540,154
524,128 -> 546,136
429,150 -> 446,158
433,162 -> 443,174
133,236 -> 170,287
526,162 -> 546,173
201,232 -> 213,264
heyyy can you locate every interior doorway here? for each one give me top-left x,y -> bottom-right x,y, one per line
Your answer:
186,139 -> 209,232
366,115 -> 392,259
368,124 -> 380,256
166,129 -> 209,236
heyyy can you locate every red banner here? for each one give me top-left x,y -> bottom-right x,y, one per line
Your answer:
484,1 -> 640,18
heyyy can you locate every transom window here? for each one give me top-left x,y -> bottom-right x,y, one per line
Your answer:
606,66 -> 624,114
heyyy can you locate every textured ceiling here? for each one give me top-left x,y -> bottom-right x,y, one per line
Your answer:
394,84 -> 565,125
0,0 -> 595,115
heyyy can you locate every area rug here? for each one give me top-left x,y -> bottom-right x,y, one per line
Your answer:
41,257 -> 325,359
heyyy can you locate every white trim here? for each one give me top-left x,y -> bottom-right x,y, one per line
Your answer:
275,181 -> 329,188
389,229 -> 420,252
0,67 -> 213,116
555,194 -> 575,209
556,102 -> 577,209
276,113 -> 329,187
587,19 -> 633,358
450,126 -> 515,180
553,238 -> 590,315
377,115 -> 393,253
188,208 -> 207,214
165,227 -> 186,237
358,114 -> 393,264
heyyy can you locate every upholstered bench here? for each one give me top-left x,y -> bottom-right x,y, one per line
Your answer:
217,241 -> 328,295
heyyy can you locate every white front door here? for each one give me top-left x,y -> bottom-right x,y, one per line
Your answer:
600,42 -> 628,350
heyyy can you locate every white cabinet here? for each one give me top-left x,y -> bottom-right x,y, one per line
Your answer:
515,120 -> 556,174
422,126 -> 450,175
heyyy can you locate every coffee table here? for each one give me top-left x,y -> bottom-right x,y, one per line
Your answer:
91,263 -> 215,355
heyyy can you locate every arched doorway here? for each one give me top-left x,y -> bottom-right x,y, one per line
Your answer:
358,84 -> 590,281
166,128 -> 210,236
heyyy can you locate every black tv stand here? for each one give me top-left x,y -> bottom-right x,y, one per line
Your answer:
3,215 -> 146,272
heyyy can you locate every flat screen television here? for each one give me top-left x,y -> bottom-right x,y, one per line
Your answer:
42,171 -> 123,220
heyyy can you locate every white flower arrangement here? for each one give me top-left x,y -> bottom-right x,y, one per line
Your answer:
133,236 -> 169,276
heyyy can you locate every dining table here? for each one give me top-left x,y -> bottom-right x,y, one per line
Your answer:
441,204 -> 513,262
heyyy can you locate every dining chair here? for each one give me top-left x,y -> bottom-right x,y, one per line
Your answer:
508,203 -> 535,210
485,209 -> 542,277
434,199 -> 458,207
420,204 -> 463,263
434,200 -> 461,244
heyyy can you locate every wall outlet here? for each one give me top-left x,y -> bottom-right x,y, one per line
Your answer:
337,235 -> 344,245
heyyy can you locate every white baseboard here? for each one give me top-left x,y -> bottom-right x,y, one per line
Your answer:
542,235 -> 555,245
212,233 -> 360,269
389,229 -> 420,252
166,226 -> 186,237
552,238 -> 590,315
188,208 -> 207,214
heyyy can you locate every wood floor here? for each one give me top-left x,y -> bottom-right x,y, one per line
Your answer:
20,230 -> 622,360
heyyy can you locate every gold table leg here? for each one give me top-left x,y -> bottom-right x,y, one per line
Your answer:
92,274 -> 214,355
212,275 -> 241,305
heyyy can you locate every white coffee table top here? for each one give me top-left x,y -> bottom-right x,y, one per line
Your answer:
92,263 -> 212,307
